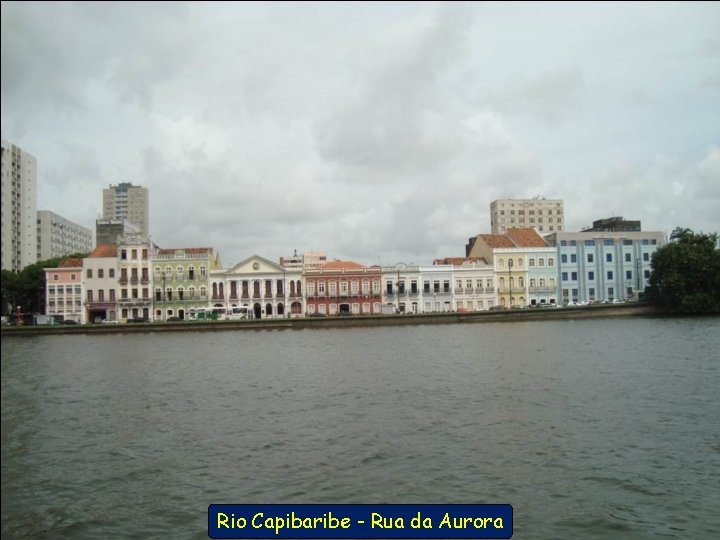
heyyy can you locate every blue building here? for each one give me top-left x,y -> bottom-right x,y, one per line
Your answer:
546,230 -> 665,304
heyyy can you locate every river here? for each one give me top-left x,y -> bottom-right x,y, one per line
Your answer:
2,317 -> 719,539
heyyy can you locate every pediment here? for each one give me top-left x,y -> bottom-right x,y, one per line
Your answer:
226,255 -> 285,275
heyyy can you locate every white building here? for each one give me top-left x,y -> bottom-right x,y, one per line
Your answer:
1,140 -> 37,271
37,210 -> 93,262
117,234 -> 154,321
83,245 -> 119,323
210,255 -> 304,319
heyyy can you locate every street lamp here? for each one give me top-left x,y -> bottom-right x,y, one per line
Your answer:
508,258 -> 513,307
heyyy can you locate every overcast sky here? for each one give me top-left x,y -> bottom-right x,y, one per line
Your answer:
2,1 -> 718,266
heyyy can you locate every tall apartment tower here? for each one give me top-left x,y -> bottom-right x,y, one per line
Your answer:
490,197 -> 564,236
1,140 -> 37,272
102,183 -> 149,236
37,210 -> 94,261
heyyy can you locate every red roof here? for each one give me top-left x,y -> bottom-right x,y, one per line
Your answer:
59,258 -> 83,268
89,244 -> 117,258
321,260 -> 367,270
506,228 -> 548,247
478,234 -> 515,248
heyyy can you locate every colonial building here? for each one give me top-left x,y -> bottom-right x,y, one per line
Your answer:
435,257 -> 496,311
305,260 -> 382,316
152,247 -> 220,321
382,263 -> 422,314
210,255 -> 304,319
45,258 -> 84,323
546,229 -> 665,304
83,245 -> 119,323
466,228 -> 557,307
117,234 -> 154,321
418,264 -> 454,313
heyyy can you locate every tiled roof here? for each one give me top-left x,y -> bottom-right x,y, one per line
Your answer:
89,244 -> 117,258
478,234 -> 515,248
506,228 -> 549,247
434,257 -> 488,265
321,260 -> 367,270
156,247 -> 211,255
59,258 -> 83,268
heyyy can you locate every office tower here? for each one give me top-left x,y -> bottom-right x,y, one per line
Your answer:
102,182 -> 149,236
1,140 -> 37,271
490,197 -> 564,235
37,210 -> 93,261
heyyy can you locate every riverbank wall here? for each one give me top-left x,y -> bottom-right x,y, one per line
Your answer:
1,303 -> 678,337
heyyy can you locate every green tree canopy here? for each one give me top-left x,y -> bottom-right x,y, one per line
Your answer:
646,227 -> 720,314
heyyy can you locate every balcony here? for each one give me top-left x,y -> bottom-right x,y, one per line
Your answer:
529,286 -> 557,293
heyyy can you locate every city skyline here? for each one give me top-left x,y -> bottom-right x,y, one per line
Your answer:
2,2 -> 718,266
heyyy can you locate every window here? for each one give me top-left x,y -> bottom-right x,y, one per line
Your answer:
643,253 -> 649,262
165,266 -> 172,279
570,254 -> 577,263
87,290 -> 93,302
98,269 -> 104,278
607,271 -> 614,280
142,249 -> 148,260
109,269 -> 115,278
443,280 -> 450,293
589,288 -> 595,300
188,266 -> 195,280
131,249 -> 137,260
189,286 -> 195,299
625,253 -> 631,262
87,269 -> 93,278
98,290 -> 105,302
529,258 -> 535,267
562,272 -> 568,281
121,250 -> 127,260
644,270 -> 650,279
587,254 -> 594,263
200,266 -> 207,277
434,281 -> 440,293
604,239 -> 613,246
548,258 -> 555,267
109,290 -> 115,301
560,240 -> 567,246
176,266 -> 184,280
571,272 -> 577,280
588,271 -> 595,281
606,253 -> 612,263
626,270 -> 632,280
200,286 -> 207,297
178,287 -> 184,300
585,240 -> 594,246
318,282 -> 325,293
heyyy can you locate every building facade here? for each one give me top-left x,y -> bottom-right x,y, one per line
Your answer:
116,234 -> 154,321
152,247 -> 220,321
1,140 -> 37,271
490,197 -> 564,235
210,255 -> 304,319
83,245 -> 119,323
45,258 -> 84,323
418,264 -> 455,313
382,263 -> 422,314
305,260 -> 382,316
466,228 -> 557,307
37,210 -> 93,262
546,230 -> 665,304
102,183 -> 149,236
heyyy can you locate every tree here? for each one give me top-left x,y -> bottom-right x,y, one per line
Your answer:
646,227 -> 720,314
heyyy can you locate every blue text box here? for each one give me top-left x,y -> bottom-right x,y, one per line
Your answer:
208,504 -> 512,539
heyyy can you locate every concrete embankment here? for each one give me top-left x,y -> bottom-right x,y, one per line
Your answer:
1,303 -> 670,337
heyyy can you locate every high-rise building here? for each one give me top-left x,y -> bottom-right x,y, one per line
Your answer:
102,183 -> 149,236
37,210 -> 93,262
1,140 -> 37,272
490,197 -> 564,235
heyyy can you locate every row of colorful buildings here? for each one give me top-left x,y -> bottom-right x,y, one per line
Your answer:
44,222 -> 666,324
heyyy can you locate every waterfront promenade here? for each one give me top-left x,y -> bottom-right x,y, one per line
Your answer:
1,303 -> 669,336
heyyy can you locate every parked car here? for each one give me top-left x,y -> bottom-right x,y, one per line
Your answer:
101,319 -> 119,324
60,319 -> 78,325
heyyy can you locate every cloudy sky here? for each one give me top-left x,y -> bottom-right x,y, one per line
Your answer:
2,1 -> 718,266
